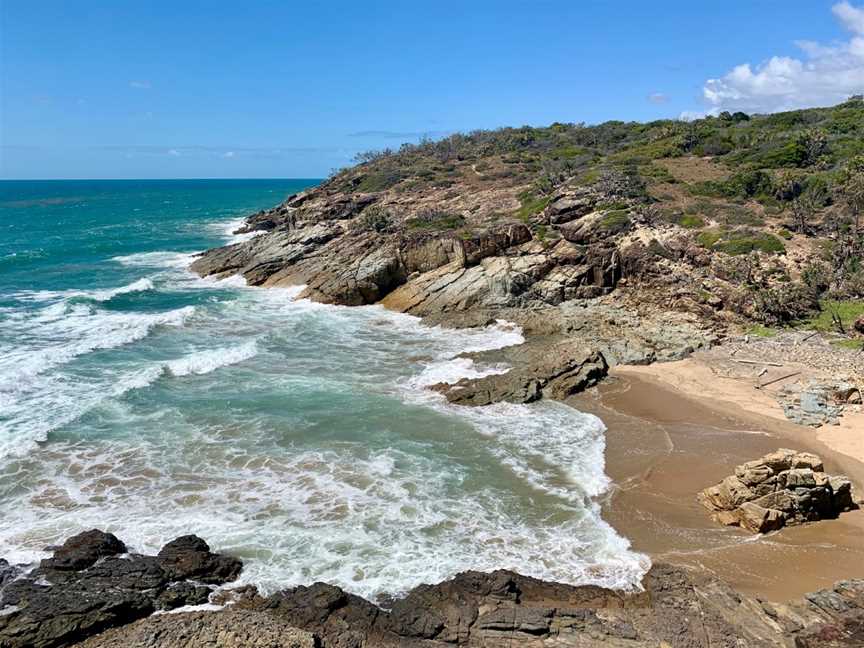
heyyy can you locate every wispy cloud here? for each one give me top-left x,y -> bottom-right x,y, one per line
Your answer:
647,92 -> 668,104
129,80 -> 152,89
221,151 -> 235,158
694,1 -> 864,114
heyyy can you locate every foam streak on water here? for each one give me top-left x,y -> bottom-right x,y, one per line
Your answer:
0,179 -> 648,599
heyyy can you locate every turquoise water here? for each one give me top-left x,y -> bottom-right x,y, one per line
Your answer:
0,179 -> 646,598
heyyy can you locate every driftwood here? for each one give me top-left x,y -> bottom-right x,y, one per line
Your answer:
735,359 -> 783,367
756,371 -> 801,390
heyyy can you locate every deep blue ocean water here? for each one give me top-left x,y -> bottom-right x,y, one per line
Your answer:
0,179 -> 645,597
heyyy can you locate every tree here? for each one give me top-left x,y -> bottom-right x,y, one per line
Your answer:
837,157 -> 864,233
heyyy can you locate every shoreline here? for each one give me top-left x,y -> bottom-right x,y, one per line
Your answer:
571,358 -> 864,601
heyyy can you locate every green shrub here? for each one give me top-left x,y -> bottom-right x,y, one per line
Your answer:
715,231 -> 785,255
599,210 -> 631,232
354,206 -> 394,233
747,324 -> 778,337
406,209 -> 466,230
752,283 -> 818,325
679,214 -> 705,229
356,170 -> 405,192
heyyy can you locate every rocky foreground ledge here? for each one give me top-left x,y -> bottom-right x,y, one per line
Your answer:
2,530 -> 864,647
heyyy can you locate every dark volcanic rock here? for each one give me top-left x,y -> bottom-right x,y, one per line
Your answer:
40,529 -> 127,571
5,529 -> 864,647
156,535 -> 242,585
0,532 -> 242,648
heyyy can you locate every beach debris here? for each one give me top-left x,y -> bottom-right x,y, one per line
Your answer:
734,359 -> 783,366
698,449 -> 856,533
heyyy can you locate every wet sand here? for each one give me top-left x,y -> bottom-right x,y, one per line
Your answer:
569,370 -> 864,602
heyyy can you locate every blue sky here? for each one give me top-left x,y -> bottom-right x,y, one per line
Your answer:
1,1 -> 862,179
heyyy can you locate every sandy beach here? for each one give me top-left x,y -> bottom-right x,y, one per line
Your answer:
571,355 -> 864,602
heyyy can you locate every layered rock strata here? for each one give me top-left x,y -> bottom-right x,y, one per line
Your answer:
698,449 -> 856,533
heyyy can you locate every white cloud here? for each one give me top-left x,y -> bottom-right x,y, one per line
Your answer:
129,80 -> 152,89
697,2 -> 864,114
221,151 -> 235,158
647,92 -> 668,104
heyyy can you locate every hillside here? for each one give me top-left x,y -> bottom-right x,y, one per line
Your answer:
190,100 -> 864,412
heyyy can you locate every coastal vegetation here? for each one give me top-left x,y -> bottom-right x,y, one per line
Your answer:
328,98 -> 864,333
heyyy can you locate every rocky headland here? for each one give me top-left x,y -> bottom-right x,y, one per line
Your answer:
190,101 -> 864,420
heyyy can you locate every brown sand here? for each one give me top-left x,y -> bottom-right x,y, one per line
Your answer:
569,364 -> 864,602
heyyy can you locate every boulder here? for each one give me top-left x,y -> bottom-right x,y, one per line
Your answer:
716,476 -> 756,509
40,529 -> 127,571
156,535 -> 242,585
752,490 -> 797,514
698,450 -> 856,534
737,503 -> 786,533
735,462 -> 774,487
830,475 -> 855,510
761,449 -> 796,472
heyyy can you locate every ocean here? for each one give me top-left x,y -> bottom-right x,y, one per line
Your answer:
0,179 -> 646,598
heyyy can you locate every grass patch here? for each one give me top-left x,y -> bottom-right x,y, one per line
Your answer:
747,324 -> 778,338
831,338 -> 864,350
517,193 -> 551,221
696,228 -> 785,255
697,229 -> 722,248
679,214 -> 705,229
805,300 -> 864,332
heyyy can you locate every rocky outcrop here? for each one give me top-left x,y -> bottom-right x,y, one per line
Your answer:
84,563 -> 864,648
433,344 -> 607,406
698,449 -> 856,533
0,530 -> 241,648
4,530 -> 864,647
191,182 -> 625,315
76,611 -> 316,648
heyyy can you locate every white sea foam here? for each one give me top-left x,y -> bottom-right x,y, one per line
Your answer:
209,218 -> 265,244
0,435 -> 648,597
112,251 -> 198,269
12,277 -> 156,303
0,304 -> 196,385
407,357 -> 510,388
0,260 -> 649,597
165,341 -> 258,377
